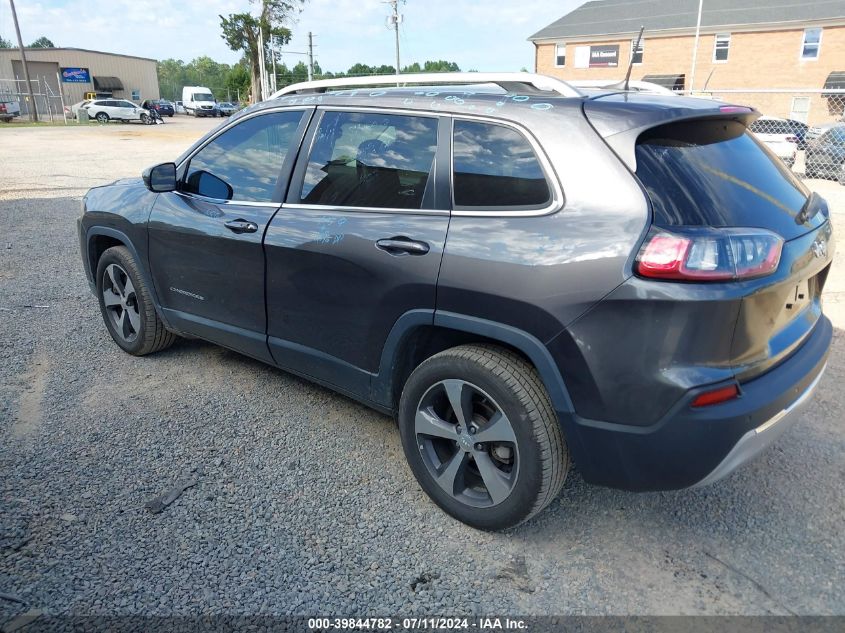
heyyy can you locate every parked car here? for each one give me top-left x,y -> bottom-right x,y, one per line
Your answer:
805,125 -> 845,183
216,101 -> 238,116
784,118 -> 810,150
806,118 -> 845,142
68,99 -> 92,119
78,73 -> 834,530
83,99 -> 150,124
749,116 -> 799,168
141,99 -> 175,117
0,98 -> 21,122
174,100 -> 186,115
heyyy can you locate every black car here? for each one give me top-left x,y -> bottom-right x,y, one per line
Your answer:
141,99 -> 175,117
806,125 -> 845,183
78,74 -> 834,530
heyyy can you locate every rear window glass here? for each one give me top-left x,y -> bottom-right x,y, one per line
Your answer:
452,120 -> 551,209
635,120 -> 810,237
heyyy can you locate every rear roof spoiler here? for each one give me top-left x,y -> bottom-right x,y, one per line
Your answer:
583,93 -> 759,170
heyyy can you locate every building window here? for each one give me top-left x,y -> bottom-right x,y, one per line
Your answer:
790,97 -> 811,123
713,33 -> 730,62
555,43 -> 566,67
631,38 -> 644,64
131,89 -> 140,101
802,28 -> 822,60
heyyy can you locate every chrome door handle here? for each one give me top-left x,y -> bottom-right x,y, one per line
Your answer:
224,219 -> 258,234
376,237 -> 430,255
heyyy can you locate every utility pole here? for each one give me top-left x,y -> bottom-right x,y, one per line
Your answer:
9,0 -> 37,121
307,32 -> 314,81
270,35 -> 277,94
385,0 -> 402,77
689,0 -> 704,94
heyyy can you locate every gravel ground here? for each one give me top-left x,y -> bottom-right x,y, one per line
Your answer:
1,120 -> 844,622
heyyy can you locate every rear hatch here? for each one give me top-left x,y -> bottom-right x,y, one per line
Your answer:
585,96 -> 835,380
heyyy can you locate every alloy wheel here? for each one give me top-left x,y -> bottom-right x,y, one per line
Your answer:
102,264 -> 141,343
415,379 -> 519,508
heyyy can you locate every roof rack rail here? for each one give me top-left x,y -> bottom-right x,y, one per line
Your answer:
270,72 -> 583,99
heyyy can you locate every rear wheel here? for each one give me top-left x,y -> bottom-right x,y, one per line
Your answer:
399,344 -> 569,530
96,246 -> 177,356
95,112 -> 109,124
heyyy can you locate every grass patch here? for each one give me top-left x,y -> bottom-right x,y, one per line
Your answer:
0,119 -> 97,129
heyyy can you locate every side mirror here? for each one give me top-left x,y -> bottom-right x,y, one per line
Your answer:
142,162 -> 177,193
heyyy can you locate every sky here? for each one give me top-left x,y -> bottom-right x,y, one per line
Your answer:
0,0 -> 588,72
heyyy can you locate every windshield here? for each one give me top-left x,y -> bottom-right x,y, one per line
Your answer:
194,93 -> 214,102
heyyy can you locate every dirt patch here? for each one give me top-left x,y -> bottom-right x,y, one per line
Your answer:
13,349 -> 49,440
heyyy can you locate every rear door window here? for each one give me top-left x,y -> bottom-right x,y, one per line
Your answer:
299,110 -> 438,210
635,119 -> 818,239
452,120 -> 551,209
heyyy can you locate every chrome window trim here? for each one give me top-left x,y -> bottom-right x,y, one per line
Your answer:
174,191 -> 281,209
281,202 -> 449,216
448,114 -> 564,218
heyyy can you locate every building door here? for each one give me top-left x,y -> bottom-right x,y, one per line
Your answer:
11,60 -> 60,116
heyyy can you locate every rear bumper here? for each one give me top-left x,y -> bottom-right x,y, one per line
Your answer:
693,364 -> 825,487
561,315 -> 832,491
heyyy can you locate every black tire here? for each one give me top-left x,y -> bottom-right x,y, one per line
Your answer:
399,344 -> 569,530
140,113 -> 150,125
95,112 -> 109,124
96,246 -> 177,356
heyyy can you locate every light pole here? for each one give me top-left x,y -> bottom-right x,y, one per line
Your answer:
689,0 -> 704,94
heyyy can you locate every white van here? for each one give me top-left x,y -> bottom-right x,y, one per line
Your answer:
181,86 -> 217,117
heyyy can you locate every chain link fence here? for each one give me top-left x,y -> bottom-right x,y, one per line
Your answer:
690,88 -> 845,184
0,77 -> 67,122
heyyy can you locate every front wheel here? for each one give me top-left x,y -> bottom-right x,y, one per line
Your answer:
96,246 -> 177,356
399,344 -> 569,530
140,113 -> 151,125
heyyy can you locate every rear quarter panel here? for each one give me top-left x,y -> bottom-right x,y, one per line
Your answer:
437,102 -> 649,344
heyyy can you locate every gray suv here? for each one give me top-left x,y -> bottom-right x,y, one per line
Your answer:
78,73 -> 834,530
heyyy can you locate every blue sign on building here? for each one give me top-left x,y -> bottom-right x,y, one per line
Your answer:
61,67 -> 91,83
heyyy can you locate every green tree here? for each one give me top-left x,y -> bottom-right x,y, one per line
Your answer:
220,0 -> 303,103
29,36 -> 55,48
157,58 -> 186,101
225,63 -> 251,102
422,60 -> 460,72
0,36 -> 13,48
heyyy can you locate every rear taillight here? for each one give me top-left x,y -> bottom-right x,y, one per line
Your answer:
635,228 -> 783,281
0,104 -> 6,114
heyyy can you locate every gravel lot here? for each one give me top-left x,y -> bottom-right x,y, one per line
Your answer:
1,117 -> 844,622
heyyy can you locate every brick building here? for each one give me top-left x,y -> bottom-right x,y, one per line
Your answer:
529,0 -> 845,125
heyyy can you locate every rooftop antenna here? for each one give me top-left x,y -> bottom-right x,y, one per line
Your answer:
623,26 -> 645,91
